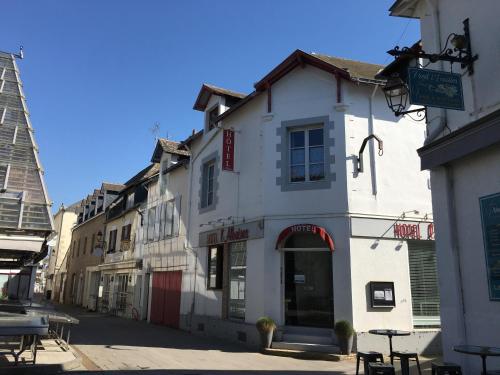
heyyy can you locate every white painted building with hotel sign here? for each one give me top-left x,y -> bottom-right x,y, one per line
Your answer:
166,50 -> 440,353
386,0 -> 500,372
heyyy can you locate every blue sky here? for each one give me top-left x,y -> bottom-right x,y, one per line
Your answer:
1,1 -> 419,210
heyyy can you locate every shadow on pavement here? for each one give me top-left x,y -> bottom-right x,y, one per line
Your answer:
57,305 -> 253,353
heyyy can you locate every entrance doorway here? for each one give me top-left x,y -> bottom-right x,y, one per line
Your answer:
284,250 -> 334,328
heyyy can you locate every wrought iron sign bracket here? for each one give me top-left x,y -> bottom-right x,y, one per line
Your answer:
395,106 -> 427,121
387,18 -> 478,75
357,134 -> 383,173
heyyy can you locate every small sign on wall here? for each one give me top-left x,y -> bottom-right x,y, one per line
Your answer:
222,129 -> 234,171
369,281 -> 395,308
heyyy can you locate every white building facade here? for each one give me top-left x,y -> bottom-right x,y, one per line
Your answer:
386,0 -> 500,372
171,50 -> 439,353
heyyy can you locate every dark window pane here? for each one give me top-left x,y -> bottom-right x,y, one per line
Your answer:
290,131 -> 305,148
291,166 -> 305,182
207,191 -> 213,206
291,149 -> 305,165
309,146 -> 324,163
309,128 -> 323,146
309,164 -> 325,181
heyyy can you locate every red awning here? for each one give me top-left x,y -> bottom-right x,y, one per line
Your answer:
275,224 -> 335,251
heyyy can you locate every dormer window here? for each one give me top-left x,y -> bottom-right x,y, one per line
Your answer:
208,106 -> 220,130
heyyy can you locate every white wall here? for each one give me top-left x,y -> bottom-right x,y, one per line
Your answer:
186,64 -> 434,333
412,0 -> 500,371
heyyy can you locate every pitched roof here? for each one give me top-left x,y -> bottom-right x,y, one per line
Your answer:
310,53 -> 385,82
151,138 -> 190,163
218,49 -> 386,123
123,163 -> 160,187
193,83 -> 246,111
101,182 -> 125,192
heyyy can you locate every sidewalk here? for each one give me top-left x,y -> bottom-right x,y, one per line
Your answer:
57,305 -> 438,374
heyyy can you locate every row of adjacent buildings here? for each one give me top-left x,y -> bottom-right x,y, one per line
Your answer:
46,48 -> 442,354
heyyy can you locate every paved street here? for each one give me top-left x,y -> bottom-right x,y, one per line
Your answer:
60,305 -> 357,375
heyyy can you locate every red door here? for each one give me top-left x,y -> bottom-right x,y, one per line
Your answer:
150,271 -> 182,328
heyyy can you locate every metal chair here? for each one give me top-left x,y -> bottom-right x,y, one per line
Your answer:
356,351 -> 384,375
392,351 -> 422,375
368,362 -> 395,374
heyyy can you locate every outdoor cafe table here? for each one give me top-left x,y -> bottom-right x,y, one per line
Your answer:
369,329 -> 411,364
454,345 -> 500,374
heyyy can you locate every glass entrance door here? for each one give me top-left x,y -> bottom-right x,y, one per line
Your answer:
284,251 -> 334,328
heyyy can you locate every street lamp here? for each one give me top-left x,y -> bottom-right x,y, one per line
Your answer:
382,75 -> 409,117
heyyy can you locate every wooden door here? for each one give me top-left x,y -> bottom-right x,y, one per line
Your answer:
150,271 -> 182,328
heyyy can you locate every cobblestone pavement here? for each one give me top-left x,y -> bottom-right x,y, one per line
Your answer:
59,305 -> 357,375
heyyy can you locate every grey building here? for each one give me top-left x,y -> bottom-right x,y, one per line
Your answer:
0,49 -> 54,299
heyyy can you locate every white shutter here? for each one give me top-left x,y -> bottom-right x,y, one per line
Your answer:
173,195 -> 182,236
408,241 -> 440,327
154,205 -> 160,241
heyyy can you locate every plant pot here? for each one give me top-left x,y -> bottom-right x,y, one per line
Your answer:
337,335 -> 353,355
259,329 -> 274,349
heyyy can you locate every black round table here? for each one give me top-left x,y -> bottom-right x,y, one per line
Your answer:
454,345 -> 500,374
369,329 -> 411,364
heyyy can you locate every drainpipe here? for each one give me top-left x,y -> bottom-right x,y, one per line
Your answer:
443,166 -> 468,348
183,126 -> 222,329
368,84 -> 379,196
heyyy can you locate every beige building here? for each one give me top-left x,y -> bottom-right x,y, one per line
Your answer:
45,202 -> 79,300
58,183 -> 123,307
98,164 -> 158,319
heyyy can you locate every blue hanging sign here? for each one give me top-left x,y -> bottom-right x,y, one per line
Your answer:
407,68 -> 464,111
479,192 -> 500,301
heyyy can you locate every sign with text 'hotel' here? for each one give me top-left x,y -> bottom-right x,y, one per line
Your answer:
408,67 -> 464,111
199,219 -> 264,246
350,217 -> 435,241
222,129 -> 234,171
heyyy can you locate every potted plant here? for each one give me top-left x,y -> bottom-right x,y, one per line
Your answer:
256,317 -> 276,349
334,320 -> 354,355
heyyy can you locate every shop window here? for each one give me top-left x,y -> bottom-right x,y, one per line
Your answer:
108,229 -> 117,253
408,241 -> 440,327
201,161 -> 215,208
228,242 -> 246,320
289,127 -> 325,183
207,246 -> 223,289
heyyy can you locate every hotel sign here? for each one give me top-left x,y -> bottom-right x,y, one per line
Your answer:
351,217 -> 435,241
199,219 -> 264,246
222,129 -> 234,171
408,68 -> 464,111
479,192 -> 500,301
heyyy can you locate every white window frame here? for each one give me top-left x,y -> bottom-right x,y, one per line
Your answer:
202,161 -> 215,208
289,125 -> 325,183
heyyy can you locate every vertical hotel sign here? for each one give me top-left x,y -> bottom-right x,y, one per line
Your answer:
222,129 -> 234,171
479,192 -> 500,301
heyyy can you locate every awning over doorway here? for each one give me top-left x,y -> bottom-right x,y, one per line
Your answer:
275,224 -> 335,251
